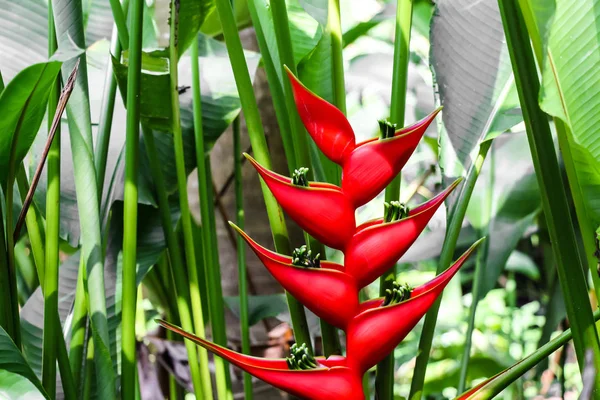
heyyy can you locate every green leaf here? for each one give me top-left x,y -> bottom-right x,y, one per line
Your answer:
178,0 -> 215,54
254,0 -> 322,84
112,50 -> 172,131
0,62 -> 61,185
201,0 -> 251,37
0,326 -> 48,399
0,370 -> 46,400
535,0 -> 600,229
431,0 -> 522,182
224,294 -> 289,326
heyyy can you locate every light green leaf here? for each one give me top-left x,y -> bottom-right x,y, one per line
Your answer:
0,370 -> 46,400
297,0 -> 327,25
254,0 -> 322,84
0,61 -> 61,185
201,0 -> 251,37
0,327 -> 48,399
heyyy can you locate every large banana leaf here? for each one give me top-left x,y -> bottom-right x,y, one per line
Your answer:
431,0 -> 522,184
533,0 -> 600,227
0,0 -> 113,81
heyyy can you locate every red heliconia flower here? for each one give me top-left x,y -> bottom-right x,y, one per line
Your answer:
345,178 -> 462,288
287,68 -> 441,207
230,223 -> 359,330
245,153 -> 356,250
158,320 -> 365,400
345,240 -> 483,373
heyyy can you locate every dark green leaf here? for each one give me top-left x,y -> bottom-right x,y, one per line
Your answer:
178,0 -> 215,54
0,61 -> 61,185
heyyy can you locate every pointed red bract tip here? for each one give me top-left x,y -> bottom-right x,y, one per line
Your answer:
345,240 -> 481,372
158,319 -> 364,400
246,154 -> 356,250
286,67 -> 356,164
341,109 -> 440,208
232,224 -> 358,329
344,179 -> 461,288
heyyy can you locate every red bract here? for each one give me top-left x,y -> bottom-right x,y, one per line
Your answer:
157,320 -> 365,400
245,154 -> 355,250
231,223 -> 359,330
160,71 -> 482,400
345,178 -> 461,288
287,68 -> 441,207
345,240 -> 482,373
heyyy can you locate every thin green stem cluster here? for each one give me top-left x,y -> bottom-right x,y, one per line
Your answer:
376,1 -> 414,398
120,0 -> 144,397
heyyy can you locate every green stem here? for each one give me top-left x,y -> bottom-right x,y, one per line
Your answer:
498,0 -> 600,384
327,0 -> 346,114
5,145 -> 21,348
107,0 -> 129,50
142,127 -> 211,399
69,256 -> 88,394
232,116 -> 253,399
409,141 -> 491,400
82,337 -> 95,400
121,0 -> 144,397
15,167 -> 45,280
42,3 -> 61,393
458,147 -> 495,393
245,0 -> 295,171
95,4 -> 127,198
188,34 -> 226,399
16,168 -> 76,399
213,0 -> 313,353
466,311 -> 600,399
0,194 -> 15,346
376,1 -> 413,397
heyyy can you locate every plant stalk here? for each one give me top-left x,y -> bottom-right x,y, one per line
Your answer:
232,116 -> 253,399
189,34 -> 228,399
245,0 -> 295,171
95,0 -> 129,198
213,0 -> 313,353
42,2 -> 61,393
327,0 -> 346,114
121,0 -> 144,397
142,126 -> 212,399
376,1 -> 413,397
498,0 -> 600,384
409,141 -> 492,399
